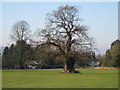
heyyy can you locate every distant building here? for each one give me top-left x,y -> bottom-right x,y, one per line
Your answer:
25,61 -> 42,69
88,61 -> 100,67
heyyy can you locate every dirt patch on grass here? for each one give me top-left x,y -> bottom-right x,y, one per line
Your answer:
78,67 -> 120,69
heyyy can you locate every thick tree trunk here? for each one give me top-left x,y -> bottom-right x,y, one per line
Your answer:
63,57 -> 79,73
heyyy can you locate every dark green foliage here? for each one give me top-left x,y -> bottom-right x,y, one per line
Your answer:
9,44 -> 14,61
2,41 -> 96,69
97,54 -> 105,67
104,40 -> 120,67
2,47 -> 9,67
2,40 -> 34,69
34,44 -> 62,67
2,41 -> 64,69
13,40 -> 29,68
24,44 -> 34,61
14,40 -> 35,68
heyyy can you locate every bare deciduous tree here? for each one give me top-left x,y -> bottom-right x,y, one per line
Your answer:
11,20 -> 31,68
11,20 -> 30,42
39,5 -> 95,73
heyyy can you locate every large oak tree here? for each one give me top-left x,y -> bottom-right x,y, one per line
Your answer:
39,5 -> 95,73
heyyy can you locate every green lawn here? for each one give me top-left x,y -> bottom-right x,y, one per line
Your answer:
2,68 -> 118,88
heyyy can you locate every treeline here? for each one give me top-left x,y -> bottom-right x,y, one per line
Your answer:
3,39 -> 120,69
2,40 -> 64,69
98,40 -> 120,67
2,40 -> 96,69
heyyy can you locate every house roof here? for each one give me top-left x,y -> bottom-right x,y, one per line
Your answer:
25,61 -> 41,65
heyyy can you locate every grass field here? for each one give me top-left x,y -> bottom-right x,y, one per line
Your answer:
2,68 -> 118,88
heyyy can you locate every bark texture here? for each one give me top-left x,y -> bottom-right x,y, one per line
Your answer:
63,57 -> 79,73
